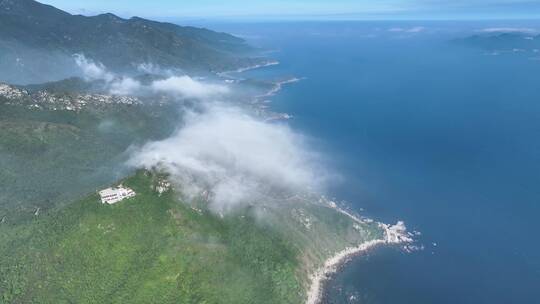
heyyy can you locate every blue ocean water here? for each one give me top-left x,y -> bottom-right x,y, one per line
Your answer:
201,21 -> 540,303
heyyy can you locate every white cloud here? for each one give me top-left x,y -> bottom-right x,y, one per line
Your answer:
72,55 -> 330,214
71,56 -> 226,99
137,63 -> 176,76
71,55 -> 324,214
73,54 -> 114,82
151,76 -> 230,99
388,26 -> 426,33
128,104 -> 329,213
479,27 -> 538,34
108,75 -> 230,99
109,77 -> 142,95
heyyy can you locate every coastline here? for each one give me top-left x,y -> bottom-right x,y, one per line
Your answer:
305,217 -> 413,304
256,77 -> 304,100
235,60 -> 280,73
221,57 -> 416,304
217,60 -> 280,78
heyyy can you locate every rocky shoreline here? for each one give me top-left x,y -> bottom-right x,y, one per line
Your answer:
306,217 -> 413,304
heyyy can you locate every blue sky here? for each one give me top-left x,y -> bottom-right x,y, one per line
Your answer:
39,0 -> 540,20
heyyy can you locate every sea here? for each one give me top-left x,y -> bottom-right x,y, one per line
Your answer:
192,20 -> 540,303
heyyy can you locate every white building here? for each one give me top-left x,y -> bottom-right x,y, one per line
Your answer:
99,186 -> 136,205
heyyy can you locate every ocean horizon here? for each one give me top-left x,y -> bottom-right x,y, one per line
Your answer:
203,20 -> 540,303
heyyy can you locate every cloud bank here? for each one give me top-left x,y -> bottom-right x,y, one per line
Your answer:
128,104 -> 328,213
388,26 -> 426,33
74,54 -> 114,82
73,54 -> 229,99
73,54 -> 327,214
479,27 -> 538,34
109,77 -> 142,95
151,76 -> 230,99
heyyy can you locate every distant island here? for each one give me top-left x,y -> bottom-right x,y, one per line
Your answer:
456,30 -> 540,54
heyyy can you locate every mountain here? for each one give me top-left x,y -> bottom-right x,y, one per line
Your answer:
0,3 -> 408,302
0,80 -> 398,304
0,0 -> 264,84
0,82 -> 181,222
0,170 -> 383,304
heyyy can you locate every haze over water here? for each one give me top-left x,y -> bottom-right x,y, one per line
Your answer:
200,21 -> 540,303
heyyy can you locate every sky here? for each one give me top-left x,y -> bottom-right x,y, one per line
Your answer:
39,0 -> 540,20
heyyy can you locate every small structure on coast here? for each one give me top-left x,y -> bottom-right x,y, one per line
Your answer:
99,186 -> 136,205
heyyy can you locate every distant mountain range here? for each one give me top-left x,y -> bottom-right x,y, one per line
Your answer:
0,0 -> 264,84
458,32 -> 540,52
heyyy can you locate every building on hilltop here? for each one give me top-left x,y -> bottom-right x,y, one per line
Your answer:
155,179 -> 171,196
99,186 -> 136,205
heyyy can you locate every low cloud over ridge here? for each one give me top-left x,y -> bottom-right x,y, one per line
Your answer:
128,104 -> 329,213
478,27 -> 538,34
74,54 -> 114,82
152,76 -> 230,99
74,54 -> 229,99
74,54 -> 329,213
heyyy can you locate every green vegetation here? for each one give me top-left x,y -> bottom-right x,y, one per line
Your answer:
0,171 -> 382,304
0,101 -> 180,222
0,77 -> 384,303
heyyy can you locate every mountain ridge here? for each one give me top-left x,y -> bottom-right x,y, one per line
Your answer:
0,0 -> 264,84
